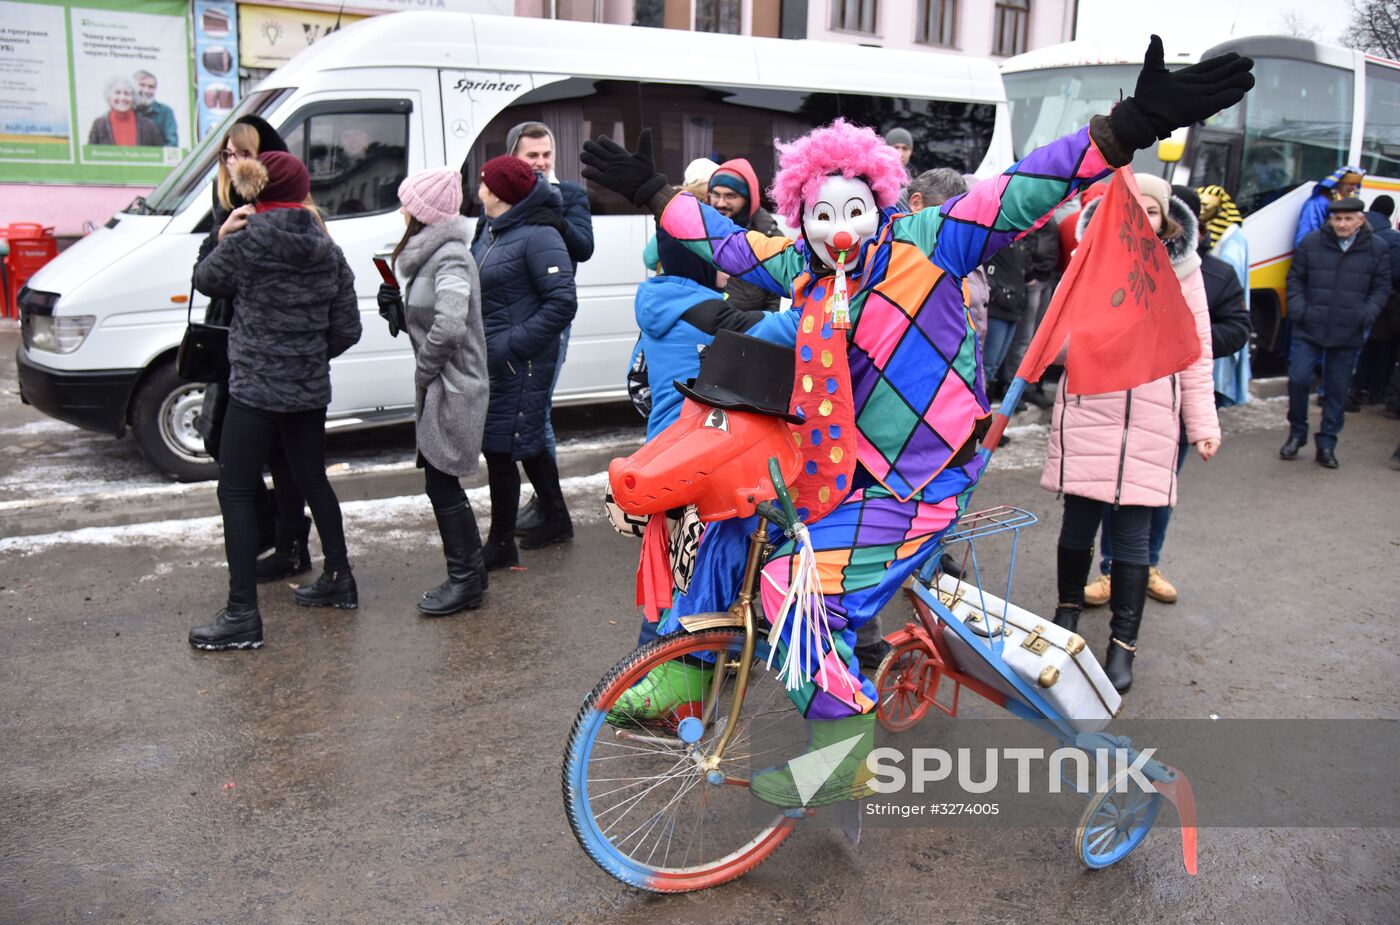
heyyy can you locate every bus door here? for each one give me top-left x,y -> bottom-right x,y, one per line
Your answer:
1187,129 -> 1242,194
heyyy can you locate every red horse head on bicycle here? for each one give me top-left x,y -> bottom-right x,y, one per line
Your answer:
609,397 -> 802,523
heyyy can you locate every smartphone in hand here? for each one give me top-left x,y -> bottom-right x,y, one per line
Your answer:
372,255 -> 398,288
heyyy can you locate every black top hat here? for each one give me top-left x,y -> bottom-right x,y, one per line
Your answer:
674,329 -> 802,423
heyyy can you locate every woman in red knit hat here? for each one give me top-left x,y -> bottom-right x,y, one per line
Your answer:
470,155 -> 578,567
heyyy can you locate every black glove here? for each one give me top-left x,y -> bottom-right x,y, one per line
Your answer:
377,282 -> 405,338
580,128 -> 667,207
1110,35 -> 1255,151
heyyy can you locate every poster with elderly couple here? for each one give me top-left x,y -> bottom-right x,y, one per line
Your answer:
0,0 -> 189,184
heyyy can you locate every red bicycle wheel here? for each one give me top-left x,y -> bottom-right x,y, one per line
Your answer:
875,638 -> 936,732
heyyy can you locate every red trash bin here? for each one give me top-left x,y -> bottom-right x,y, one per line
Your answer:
2,223 -> 59,318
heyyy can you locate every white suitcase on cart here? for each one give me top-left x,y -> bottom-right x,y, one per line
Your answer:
934,575 -> 1121,732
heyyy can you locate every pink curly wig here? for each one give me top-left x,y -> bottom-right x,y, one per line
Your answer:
769,119 -> 908,227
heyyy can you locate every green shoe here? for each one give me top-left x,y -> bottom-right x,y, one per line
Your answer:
606,660 -> 713,726
749,713 -> 877,809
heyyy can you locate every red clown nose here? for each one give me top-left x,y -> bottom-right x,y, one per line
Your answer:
832,231 -> 854,251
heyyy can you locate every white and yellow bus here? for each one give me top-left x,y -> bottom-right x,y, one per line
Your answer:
1003,35 -> 1400,374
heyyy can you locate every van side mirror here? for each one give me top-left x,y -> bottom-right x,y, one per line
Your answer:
1157,139 -> 1184,164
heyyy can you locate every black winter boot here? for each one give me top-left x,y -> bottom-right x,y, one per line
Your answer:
483,535 -> 520,570
420,502 -> 486,616
519,455 -> 573,550
1104,561 -> 1149,693
1053,545 -> 1094,633
188,605 -> 263,650
294,568 -> 358,609
255,515 -> 312,582
513,497 -> 544,536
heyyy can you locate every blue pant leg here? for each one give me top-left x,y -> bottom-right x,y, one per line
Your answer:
982,318 -> 1017,383
1148,434 -> 1188,566
1317,346 -> 1360,447
1288,338 -> 1324,442
637,614 -> 661,648
1098,506 -> 1114,574
543,324 -> 571,458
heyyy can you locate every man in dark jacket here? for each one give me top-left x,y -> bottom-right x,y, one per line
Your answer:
1282,197 -> 1391,467
707,158 -> 782,313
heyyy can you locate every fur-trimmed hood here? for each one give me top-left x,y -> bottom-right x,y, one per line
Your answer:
1078,190 -> 1201,277
231,157 -> 269,202
395,215 -> 473,279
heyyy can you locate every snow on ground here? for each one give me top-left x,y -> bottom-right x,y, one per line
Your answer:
0,471 -> 614,558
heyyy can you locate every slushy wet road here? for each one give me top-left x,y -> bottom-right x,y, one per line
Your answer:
3,325 -> 1398,924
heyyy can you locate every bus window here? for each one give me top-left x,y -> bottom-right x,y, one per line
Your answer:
461,78 -> 644,217
639,83 -> 995,192
1003,65 -> 1168,177
1361,62 -> 1400,178
464,78 -> 996,218
1236,57 -> 1353,214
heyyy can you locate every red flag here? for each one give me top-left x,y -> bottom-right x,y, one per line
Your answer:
1014,168 -> 1201,395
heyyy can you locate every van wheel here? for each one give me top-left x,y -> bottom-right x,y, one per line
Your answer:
131,361 -> 218,482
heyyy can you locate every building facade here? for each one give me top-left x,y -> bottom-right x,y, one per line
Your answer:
518,0 -> 1074,59
1,0 -> 1069,238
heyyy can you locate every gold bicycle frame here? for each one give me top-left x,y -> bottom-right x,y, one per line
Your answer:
690,512 -> 773,769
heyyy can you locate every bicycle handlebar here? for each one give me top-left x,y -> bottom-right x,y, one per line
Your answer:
767,457 -> 799,528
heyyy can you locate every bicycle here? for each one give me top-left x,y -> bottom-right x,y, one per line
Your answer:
563,382 -> 1198,893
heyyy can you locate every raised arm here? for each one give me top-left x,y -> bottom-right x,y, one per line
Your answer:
898,124 -> 1116,279
655,191 -> 802,297
581,129 -> 803,295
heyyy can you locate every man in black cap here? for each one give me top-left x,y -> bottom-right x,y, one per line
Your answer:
1282,196 -> 1392,467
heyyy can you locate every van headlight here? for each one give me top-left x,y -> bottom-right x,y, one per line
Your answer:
27,315 -> 96,353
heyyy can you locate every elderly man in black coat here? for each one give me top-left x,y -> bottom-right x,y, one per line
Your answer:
1282,197 -> 1392,467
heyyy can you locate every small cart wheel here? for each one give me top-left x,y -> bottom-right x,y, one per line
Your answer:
875,639 -> 936,732
1074,769 -> 1164,869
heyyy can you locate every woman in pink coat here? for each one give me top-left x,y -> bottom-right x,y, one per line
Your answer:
1042,172 -> 1221,693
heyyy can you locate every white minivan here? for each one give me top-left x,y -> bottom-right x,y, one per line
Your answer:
17,11 -> 1011,480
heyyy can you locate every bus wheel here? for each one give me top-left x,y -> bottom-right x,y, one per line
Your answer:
131,360 -> 218,482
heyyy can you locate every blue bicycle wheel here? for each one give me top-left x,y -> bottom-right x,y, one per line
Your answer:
1074,770 -> 1163,869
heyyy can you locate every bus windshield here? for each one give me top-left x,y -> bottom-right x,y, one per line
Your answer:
1236,57 -> 1353,214
1003,65 -> 1165,176
137,88 -> 294,216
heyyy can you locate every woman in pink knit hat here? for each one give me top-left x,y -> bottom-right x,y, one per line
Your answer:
378,167 -> 491,615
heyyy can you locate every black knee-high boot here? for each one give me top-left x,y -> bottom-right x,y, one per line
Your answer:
419,501 -> 486,615
519,452 -> 573,550
1054,546 -> 1094,632
483,453 -> 520,570
1105,561 -> 1149,693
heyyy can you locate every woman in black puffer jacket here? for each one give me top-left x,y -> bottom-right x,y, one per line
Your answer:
188,151 -> 362,652
471,156 -> 577,567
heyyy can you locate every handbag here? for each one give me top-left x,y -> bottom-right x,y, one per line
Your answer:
176,289 -> 230,383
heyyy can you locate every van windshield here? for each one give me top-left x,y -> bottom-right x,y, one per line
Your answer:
136,88 -> 294,216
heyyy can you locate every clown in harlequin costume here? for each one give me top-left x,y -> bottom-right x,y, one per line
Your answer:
583,36 -> 1254,808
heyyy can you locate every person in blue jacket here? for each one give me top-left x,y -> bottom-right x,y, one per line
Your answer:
471,156 -> 578,566
627,229 -> 770,648
1295,165 -> 1363,246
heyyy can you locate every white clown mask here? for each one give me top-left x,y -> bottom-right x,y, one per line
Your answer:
801,174 -> 880,270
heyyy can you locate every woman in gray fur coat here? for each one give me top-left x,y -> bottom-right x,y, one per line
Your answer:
379,168 -> 490,615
